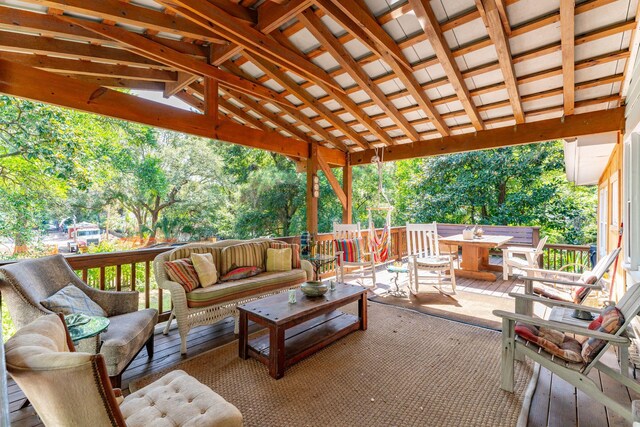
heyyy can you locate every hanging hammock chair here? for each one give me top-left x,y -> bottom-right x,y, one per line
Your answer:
367,148 -> 393,263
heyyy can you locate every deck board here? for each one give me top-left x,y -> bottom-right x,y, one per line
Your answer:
6,260 -> 638,427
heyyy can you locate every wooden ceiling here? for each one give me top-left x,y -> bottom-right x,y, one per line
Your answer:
0,0 -> 637,164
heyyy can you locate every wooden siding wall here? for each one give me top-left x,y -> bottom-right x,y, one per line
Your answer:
598,138 -> 626,299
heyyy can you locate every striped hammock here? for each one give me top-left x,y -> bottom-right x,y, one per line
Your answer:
368,223 -> 390,263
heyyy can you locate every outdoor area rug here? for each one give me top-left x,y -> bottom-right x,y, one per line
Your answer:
369,288 -> 514,330
131,302 -> 534,427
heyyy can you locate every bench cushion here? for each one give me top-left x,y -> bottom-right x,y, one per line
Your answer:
121,369 -> 242,427
186,269 -> 307,308
220,242 -> 269,276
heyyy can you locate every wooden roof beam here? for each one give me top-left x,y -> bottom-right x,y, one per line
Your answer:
560,0 -> 575,115
298,9 -> 419,142
17,0 -> 225,43
409,0 -> 484,130
62,17 -> 289,107
210,0 -> 313,67
350,108 -> 625,164
243,51 -> 369,150
319,0 -> 450,136
220,59 -> 347,150
164,72 -> 198,98
161,0 -> 342,93
477,0 -> 524,123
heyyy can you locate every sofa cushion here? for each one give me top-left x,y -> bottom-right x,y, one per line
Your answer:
41,284 -> 107,317
334,238 -> 363,264
169,246 -> 222,276
266,248 -> 292,272
269,241 -> 301,269
220,242 -> 269,275
164,259 -> 200,292
191,253 -> 218,287
100,308 -> 158,375
186,270 -> 307,308
121,369 -> 242,427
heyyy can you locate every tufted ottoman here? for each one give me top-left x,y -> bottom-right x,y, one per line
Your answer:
121,370 -> 242,427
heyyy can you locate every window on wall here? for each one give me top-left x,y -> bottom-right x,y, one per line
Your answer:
611,171 -> 619,228
624,133 -> 640,270
599,182 -> 609,258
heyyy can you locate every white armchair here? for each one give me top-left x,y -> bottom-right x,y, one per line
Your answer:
502,236 -> 548,280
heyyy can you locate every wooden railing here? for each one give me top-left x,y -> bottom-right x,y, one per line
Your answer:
540,243 -> 592,273
0,247 -> 174,321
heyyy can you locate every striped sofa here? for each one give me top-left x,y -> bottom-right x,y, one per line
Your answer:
154,239 -> 312,354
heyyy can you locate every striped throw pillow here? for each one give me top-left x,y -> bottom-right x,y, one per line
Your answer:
266,248 -> 292,272
164,258 -> 200,292
269,241 -> 301,269
334,238 -> 362,264
220,242 -> 269,275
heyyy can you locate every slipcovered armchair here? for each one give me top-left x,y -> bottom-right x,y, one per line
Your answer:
5,314 -> 242,427
0,254 -> 158,387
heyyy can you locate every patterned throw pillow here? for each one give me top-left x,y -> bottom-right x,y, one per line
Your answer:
266,248 -> 292,272
582,305 -> 625,362
334,238 -> 362,264
41,284 -> 107,317
220,266 -> 263,282
571,271 -> 598,304
164,258 -> 200,292
515,322 -> 583,363
191,253 -> 218,287
269,242 -> 301,268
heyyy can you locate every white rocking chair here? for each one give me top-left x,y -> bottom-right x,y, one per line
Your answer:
495,282 -> 640,423
406,222 -> 456,295
333,222 -> 376,287
502,236 -> 548,280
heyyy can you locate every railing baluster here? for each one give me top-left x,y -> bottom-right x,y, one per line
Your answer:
130,262 -> 136,292
116,264 -> 122,292
82,268 -> 88,283
99,267 -> 105,290
145,261 -> 150,309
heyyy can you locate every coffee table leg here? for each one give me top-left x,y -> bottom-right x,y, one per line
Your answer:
359,293 -> 368,331
238,311 -> 248,360
269,325 -> 286,379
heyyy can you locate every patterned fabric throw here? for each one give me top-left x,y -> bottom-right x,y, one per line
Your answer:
334,238 -> 363,265
41,284 -> 107,317
266,248 -> 293,272
582,305 -> 625,362
269,241 -> 301,268
164,258 -> 200,292
571,271 -> 598,304
515,322 -> 583,363
220,266 -> 263,282
191,253 -> 218,287
220,242 -> 269,275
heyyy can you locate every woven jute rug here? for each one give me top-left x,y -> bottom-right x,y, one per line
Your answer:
132,302 -> 533,427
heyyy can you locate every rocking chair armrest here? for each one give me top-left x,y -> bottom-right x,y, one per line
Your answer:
508,292 -> 605,313
519,275 -> 602,288
492,310 -> 630,344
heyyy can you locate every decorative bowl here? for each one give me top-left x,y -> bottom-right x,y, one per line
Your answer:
300,281 -> 329,297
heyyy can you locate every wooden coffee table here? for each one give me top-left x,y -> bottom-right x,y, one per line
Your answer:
237,283 -> 367,379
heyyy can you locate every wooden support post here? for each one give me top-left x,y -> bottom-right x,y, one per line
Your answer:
205,77 -> 218,126
306,143 -> 318,235
342,162 -> 352,224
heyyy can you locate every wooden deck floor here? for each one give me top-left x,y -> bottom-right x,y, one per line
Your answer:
7,263 -> 639,427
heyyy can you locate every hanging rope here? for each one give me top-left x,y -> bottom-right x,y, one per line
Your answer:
367,148 -> 392,262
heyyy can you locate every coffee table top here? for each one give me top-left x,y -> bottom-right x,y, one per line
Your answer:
238,283 -> 365,326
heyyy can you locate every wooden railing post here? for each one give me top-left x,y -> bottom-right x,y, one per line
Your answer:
306,143 -> 319,235
342,161 -> 352,224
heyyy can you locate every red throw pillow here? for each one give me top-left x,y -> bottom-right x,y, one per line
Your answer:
164,259 -> 200,292
220,266 -> 263,282
582,305 -> 625,362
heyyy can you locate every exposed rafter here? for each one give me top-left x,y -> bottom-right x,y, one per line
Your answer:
477,0 -> 524,123
408,0 -> 484,131
560,0 -> 576,115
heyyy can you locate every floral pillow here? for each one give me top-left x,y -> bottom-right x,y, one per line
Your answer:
582,305 -> 625,362
220,266 -> 263,282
